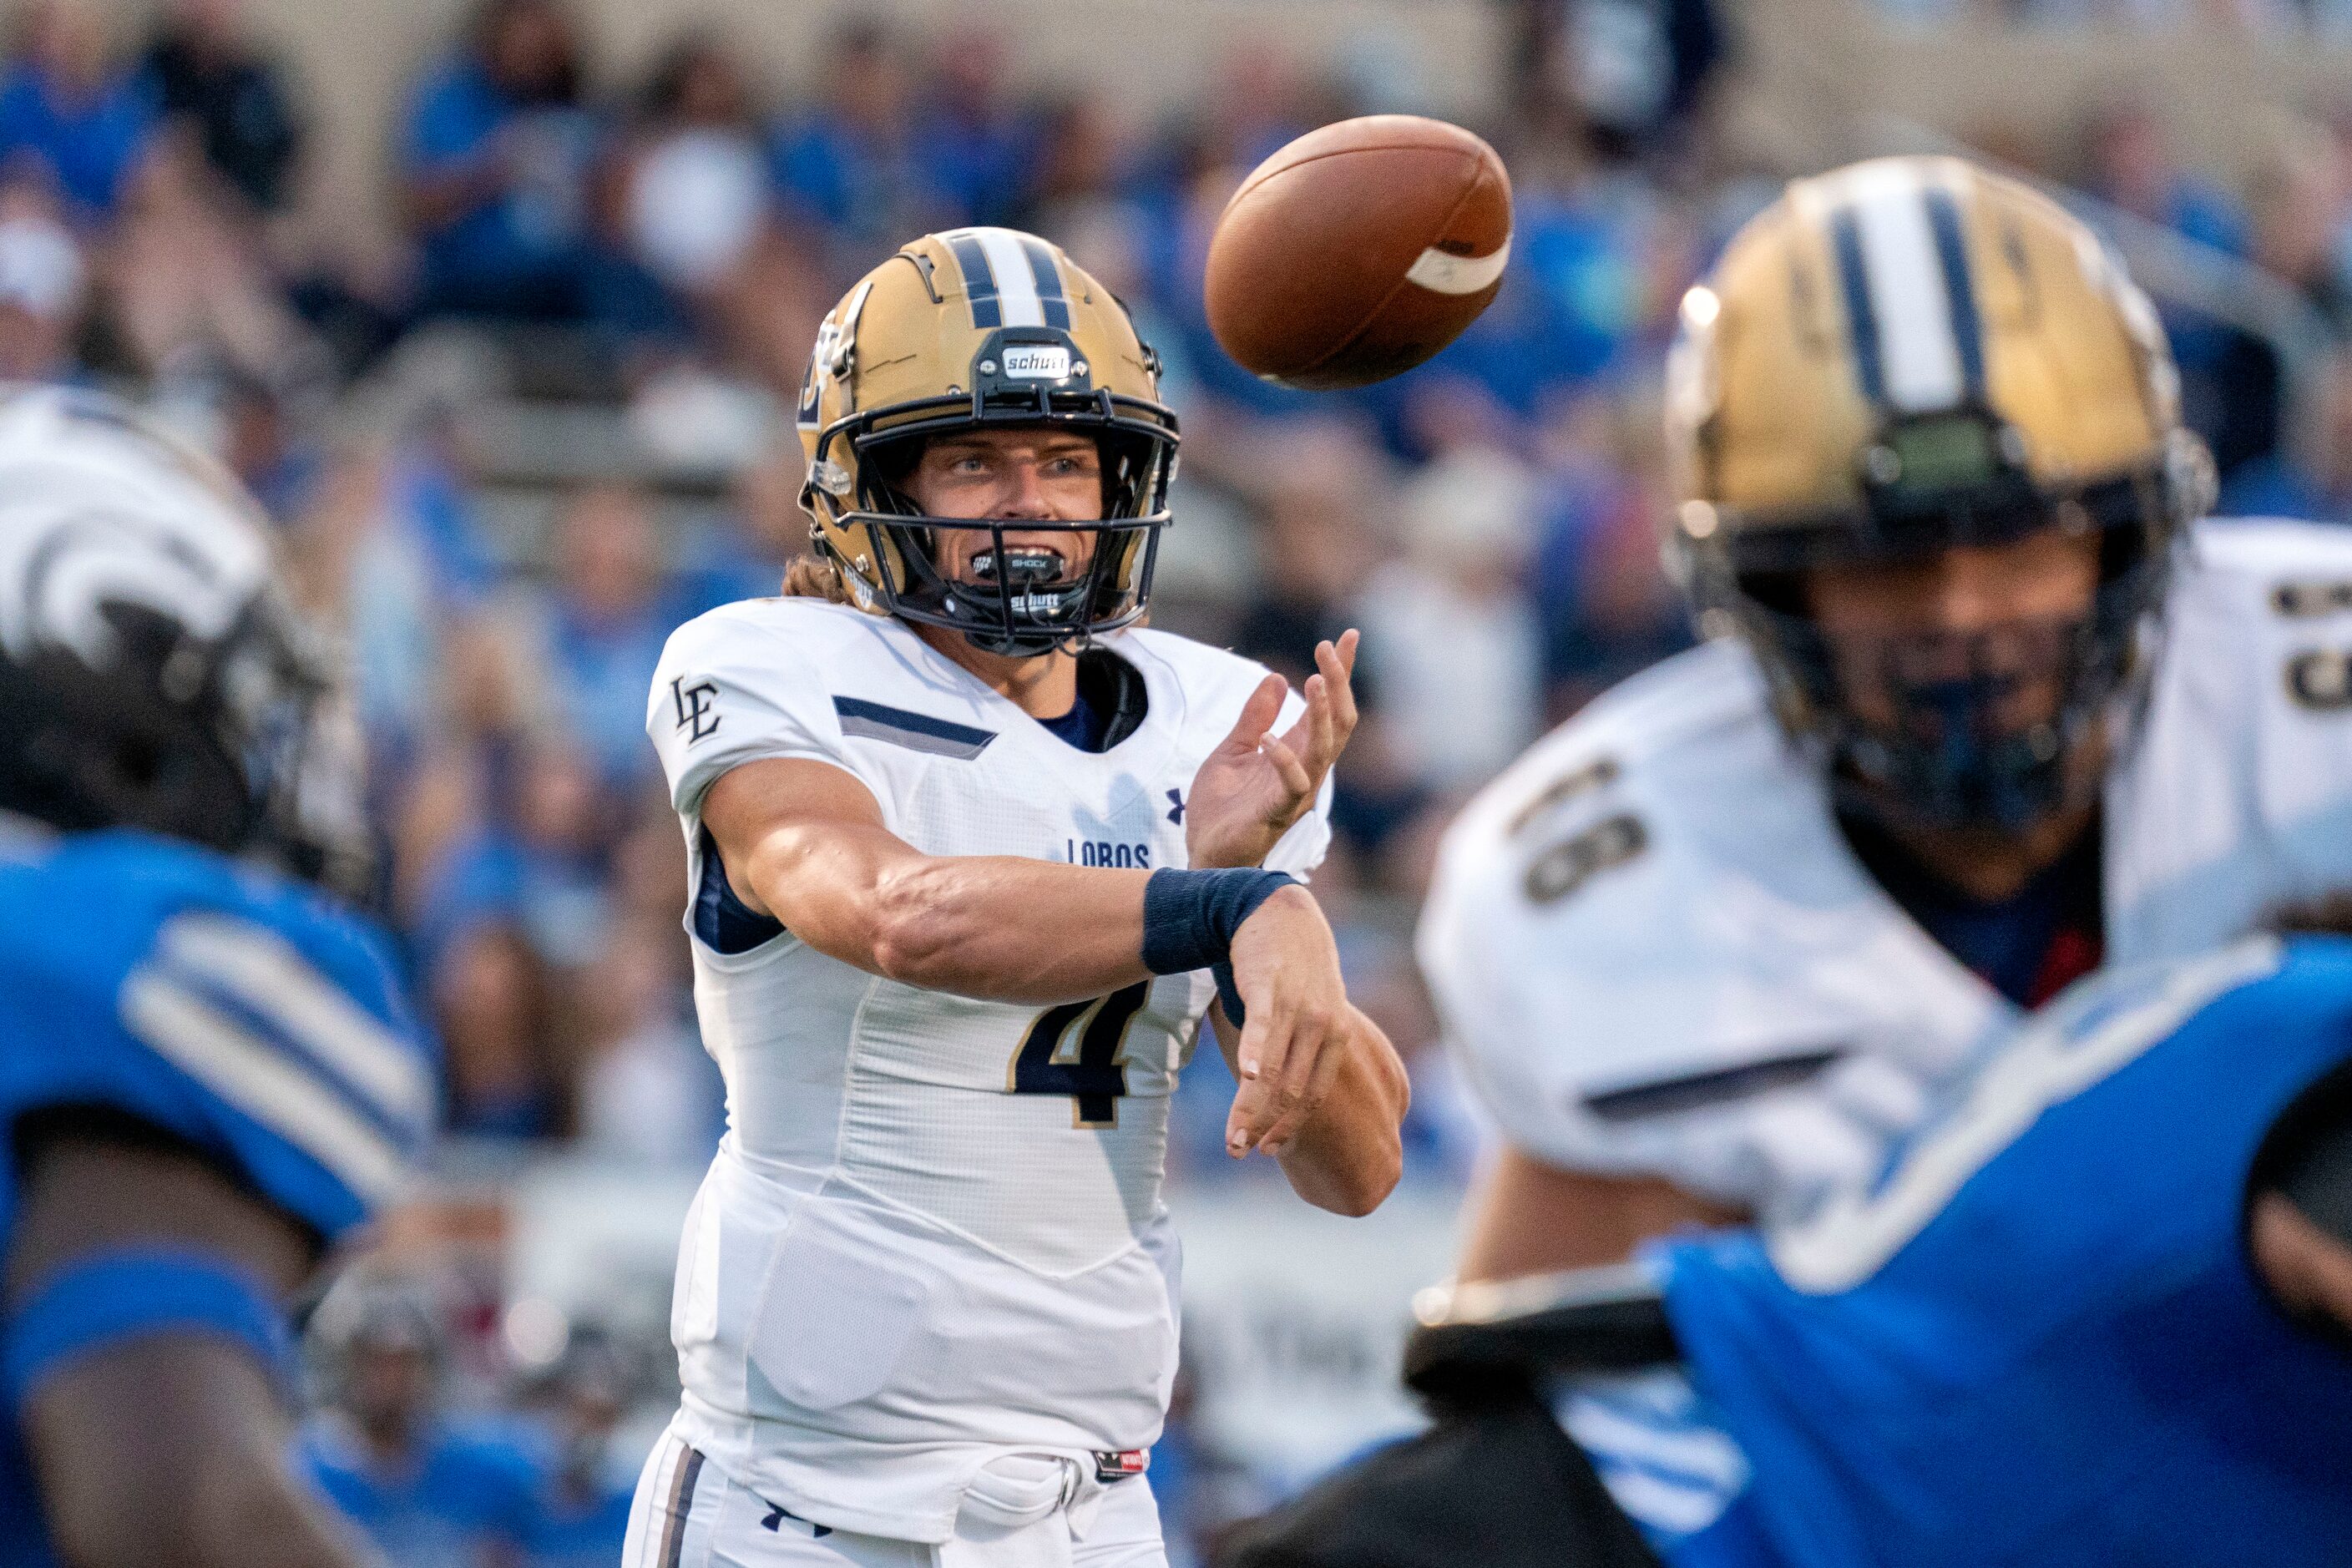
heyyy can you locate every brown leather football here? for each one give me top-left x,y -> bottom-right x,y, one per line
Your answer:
1203,115 -> 1513,391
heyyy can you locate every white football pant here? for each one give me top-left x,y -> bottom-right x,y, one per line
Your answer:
625,1427 -> 1169,1568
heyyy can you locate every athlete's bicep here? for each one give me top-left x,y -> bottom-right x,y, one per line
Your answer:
701,755 -> 891,898
6,1110 -> 318,1298
7,1116 -> 374,1568
700,756 -> 926,950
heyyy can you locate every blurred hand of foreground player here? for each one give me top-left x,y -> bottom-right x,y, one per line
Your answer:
1186,632 -> 1360,870
1218,887 -> 1408,1215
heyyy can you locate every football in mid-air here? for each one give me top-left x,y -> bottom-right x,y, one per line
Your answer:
1204,114 -> 1513,390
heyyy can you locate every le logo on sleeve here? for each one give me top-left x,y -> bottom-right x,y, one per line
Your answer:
672,676 -> 721,742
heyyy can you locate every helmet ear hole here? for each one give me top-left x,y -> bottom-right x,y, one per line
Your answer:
2097,518 -> 2146,587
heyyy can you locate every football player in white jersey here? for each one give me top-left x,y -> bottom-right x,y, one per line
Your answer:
1421,155 -> 2352,1283
625,227 -> 1409,1568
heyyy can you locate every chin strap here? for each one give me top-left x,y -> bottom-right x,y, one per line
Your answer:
959,624 -> 1078,659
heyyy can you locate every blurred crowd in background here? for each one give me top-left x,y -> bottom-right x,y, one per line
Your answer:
18,0 -> 2352,1560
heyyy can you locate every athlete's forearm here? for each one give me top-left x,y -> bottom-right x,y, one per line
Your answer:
747,819 -> 1156,1003
1280,1019 -> 1409,1216
32,1338 -> 377,1568
707,758 -> 1159,1004
1455,1150 -> 1748,1283
863,852 -> 1156,1001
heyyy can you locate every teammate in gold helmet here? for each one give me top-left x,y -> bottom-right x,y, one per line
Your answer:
1420,156 -> 2352,1307
1666,156 -> 2208,830
630,228 -> 1408,1568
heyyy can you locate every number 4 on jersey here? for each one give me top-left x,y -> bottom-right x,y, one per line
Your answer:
1008,982 -> 1150,1128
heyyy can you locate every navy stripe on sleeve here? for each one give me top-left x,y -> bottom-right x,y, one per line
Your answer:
833,697 -> 998,759
1582,1046 -> 1850,1124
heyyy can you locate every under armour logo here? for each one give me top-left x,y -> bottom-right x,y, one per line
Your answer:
671,676 -> 720,742
761,1501 -> 832,1538
1166,788 -> 1186,825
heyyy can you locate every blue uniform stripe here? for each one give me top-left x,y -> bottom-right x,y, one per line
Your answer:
946,232 -> 1003,330
154,964 -> 424,1150
1019,235 -> 1072,331
1922,188 -> 1985,397
1829,205 -> 1886,407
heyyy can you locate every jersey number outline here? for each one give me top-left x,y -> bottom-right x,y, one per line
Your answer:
1008,981 -> 1151,1129
2286,646 -> 2352,711
1525,813 -> 1647,904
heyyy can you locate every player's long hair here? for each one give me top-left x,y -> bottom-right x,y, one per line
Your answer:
781,553 -> 849,603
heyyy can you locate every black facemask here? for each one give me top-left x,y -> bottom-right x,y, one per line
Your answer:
1759,588 -> 2145,832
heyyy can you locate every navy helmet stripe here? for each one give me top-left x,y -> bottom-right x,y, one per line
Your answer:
1921,187 -> 1986,397
946,231 -> 1003,330
1829,205 -> 1887,407
1019,235 -> 1073,331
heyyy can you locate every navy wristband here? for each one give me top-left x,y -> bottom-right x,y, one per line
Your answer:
3,1248 -> 291,1412
1141,867 -> 1297,977
1211,959 -> 1248,1027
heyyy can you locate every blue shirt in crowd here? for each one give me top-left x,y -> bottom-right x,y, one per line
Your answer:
402,61 -> 599,301
297,1415 -> 542,1568
0,62 -> 156,216
514,1467 -> 635,1568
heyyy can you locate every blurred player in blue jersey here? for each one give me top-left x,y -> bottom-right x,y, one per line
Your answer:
1230,918 -> 2352,1566
297,1279 -> 540,1567
513,1328 -> 640,1568
0,388 -> 434,1568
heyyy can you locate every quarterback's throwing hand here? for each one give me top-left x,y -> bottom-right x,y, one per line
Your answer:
1222,883 -> 1351,1156
1186,631 -> 1360,870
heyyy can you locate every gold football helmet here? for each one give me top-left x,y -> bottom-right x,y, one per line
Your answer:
1665,154 -> 2213,827
797,226 -> 1181,655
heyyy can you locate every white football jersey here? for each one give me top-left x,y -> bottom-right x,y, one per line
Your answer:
1420,518 -> 2352,1224
644,595 -> 1327,1542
